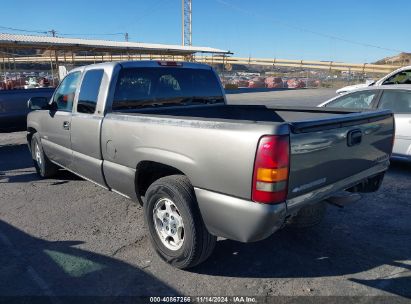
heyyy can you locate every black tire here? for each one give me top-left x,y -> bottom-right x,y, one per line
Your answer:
144,175 -> 216,269
287,201 -> 327,228
31,133 -> 58,178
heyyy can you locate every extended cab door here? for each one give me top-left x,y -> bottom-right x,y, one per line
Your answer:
70,69 -> 107,187
41,71 -> 81,168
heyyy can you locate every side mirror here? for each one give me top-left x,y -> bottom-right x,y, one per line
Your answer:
27,97 -> 50,110
48,101 -> 58,112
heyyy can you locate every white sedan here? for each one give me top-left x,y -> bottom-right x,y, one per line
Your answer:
319,85 -> 411,161
337,65 -> 411,94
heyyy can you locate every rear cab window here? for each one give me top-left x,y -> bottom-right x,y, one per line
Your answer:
77,69 -> 104,114
112,67 -> 224,111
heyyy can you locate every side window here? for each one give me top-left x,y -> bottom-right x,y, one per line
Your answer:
378,90 -> 411,113
77,69 -> 104,114
382,70 -> 411,85
53,72 -> 81,112
325,91 -> 377,109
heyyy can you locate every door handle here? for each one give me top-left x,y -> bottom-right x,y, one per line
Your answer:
347,129 -> 362,146
63,121 -> 70,130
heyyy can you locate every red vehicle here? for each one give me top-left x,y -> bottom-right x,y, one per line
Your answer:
265,77 -> 284,88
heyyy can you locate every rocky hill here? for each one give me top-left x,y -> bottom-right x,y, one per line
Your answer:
375,52 -> 411,65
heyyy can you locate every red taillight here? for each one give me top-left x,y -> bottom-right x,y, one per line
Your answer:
157,61 -> 182,67
252,135 -> 290,204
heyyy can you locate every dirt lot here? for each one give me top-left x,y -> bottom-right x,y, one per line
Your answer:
0,89 -> 410,301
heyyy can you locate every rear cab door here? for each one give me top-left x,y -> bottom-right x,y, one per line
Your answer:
70,67 -> 108,186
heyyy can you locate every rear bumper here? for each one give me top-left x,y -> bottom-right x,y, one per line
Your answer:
196,160 -> 389,243
195,188 -> 286,242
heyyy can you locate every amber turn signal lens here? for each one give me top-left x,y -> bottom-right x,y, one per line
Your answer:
256,167 -> 288,182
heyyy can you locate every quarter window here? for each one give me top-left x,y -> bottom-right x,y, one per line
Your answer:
77,69 -> 104,114
53,72 -> 81,112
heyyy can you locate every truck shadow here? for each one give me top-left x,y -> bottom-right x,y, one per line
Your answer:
0,143 -> 82,184
0,170 -> 82,184
0,219 -> 177,297
194,162 -> 411,298
196,223 -> 410,297
389,160 -> 411,173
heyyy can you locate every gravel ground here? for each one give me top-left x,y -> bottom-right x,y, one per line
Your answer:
0,89 -> 410,301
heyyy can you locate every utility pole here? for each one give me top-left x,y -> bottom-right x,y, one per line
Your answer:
125,32 -> 129,42
182,0 -> 192,46
48,29 -> 57,37
48,29 -> 58,85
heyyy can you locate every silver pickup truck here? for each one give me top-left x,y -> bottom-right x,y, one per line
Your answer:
27,61 -> 394,269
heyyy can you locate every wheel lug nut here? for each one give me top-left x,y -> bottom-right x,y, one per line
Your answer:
171,229 -> 175,234
166,226 -> 169,230
171,216 -> 174,220
166,213 -> 169,217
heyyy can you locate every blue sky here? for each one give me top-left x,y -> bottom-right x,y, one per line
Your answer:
1,0 -> 410,63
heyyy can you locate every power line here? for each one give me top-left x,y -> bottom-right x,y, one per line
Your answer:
216,0 -> 406,54
59,32 -> 125,37
0,25 -> 47,34
0,26 -> 129,40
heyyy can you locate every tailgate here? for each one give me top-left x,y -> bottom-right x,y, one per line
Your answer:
287,110 -> 394,199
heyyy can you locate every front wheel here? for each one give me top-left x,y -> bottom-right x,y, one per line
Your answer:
31,133 -> 58,178
144,175 -> 216,269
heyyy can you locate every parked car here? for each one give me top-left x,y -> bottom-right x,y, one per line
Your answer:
287,78 -> 306,89
248,77 -> 265,88
27,61 -> 394,269
0,88 -> 54,131
265,77 -> 284,88
336,66 -> 411,94
319,85 -> 411,161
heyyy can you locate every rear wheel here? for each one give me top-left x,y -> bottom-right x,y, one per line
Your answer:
144,175 -> 216,269
31,133 -> 58,178
287,201 -> 327,228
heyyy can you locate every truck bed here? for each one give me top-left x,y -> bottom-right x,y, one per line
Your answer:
107,104 -> 393,203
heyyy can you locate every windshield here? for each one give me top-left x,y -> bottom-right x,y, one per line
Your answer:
112,67 -> 224,111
